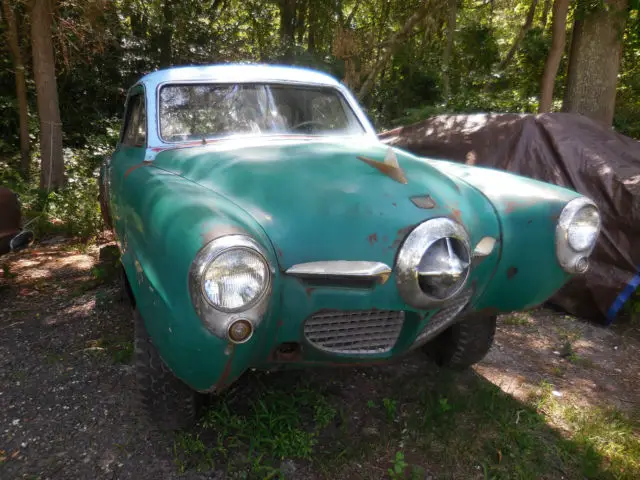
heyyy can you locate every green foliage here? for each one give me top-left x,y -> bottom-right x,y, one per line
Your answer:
174,377 -> 338,476
388,451 -> 408,479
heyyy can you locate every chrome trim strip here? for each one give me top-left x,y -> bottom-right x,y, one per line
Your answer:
286,261 -> 392,285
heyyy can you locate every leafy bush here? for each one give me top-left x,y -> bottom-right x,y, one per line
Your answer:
1,125 -> 118,242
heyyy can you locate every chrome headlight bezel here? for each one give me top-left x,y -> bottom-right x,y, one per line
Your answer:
395,218 -> 471,308
555,197 -> 601,274
189,235 -> 273,339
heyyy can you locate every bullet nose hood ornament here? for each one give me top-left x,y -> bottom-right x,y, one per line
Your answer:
357,148 -> 408,184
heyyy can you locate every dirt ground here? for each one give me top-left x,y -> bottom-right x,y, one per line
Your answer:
1,239 -> 639,479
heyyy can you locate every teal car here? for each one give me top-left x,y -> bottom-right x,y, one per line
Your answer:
100,64 -> 601,430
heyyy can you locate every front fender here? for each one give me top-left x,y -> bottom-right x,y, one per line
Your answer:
430,160 -> 580,312
119,165 -> 276,391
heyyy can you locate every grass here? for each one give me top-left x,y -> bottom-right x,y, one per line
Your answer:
171,367 -> 640,479
501,313 -> 532,326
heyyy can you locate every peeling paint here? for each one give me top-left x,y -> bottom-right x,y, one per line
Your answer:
213,344 -> 236,391
124,163 -> 149,179
390,225 -> 415,250
368,233 -> 378,245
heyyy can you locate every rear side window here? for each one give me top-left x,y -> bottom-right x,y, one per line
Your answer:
121,94 -> 146,146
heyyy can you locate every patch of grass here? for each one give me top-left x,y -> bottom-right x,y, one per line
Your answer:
175,375 -> 338,477
536,383 -> 640,478
170,367 -> 638,479
502,313 -> 531,326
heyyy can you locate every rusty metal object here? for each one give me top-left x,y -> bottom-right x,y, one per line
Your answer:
0,187 -> 21,256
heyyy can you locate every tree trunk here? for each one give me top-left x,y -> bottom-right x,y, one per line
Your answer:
2,0 -> 30,179
30,0 -> 64,190
278,0 -> 297,58
159,0 -> 174,67
497,0 -> 539,71
538,0 -> 570,113
357,1 -> 432,100
562,0 -> 629,126
442,0 -> 457,102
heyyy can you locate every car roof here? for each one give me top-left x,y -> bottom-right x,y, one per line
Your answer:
136,64 -> 342,89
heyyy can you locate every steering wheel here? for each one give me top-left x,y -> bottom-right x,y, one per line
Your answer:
290,120 -> 327,132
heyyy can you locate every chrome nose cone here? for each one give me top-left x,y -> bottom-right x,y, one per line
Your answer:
417,237 -> 470,299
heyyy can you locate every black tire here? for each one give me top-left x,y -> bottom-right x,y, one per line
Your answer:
423,314 -> 497,369
134,308 -> 202,430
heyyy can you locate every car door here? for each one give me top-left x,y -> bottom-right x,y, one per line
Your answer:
108,86 -> 148,240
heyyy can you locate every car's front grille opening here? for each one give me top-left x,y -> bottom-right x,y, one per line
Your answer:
303,310 -> 404,354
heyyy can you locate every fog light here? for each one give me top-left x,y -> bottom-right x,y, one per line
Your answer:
575,257 -> 589,274
228,319 -> 253,343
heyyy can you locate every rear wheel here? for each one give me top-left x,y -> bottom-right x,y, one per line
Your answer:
423,313 -> 497,369
133,308 -> 203,430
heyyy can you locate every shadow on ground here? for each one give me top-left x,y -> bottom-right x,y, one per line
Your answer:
0,241 -> 638,479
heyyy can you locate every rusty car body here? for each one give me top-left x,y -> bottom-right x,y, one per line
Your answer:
100,65 -> 602,429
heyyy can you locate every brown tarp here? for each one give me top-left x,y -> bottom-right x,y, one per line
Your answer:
379,113 -> 640,322
0,187 -> 21,256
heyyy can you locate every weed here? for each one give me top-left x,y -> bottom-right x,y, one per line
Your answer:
502,313 -> 530,326
438,397 -> 452,413
173,432 -> 214,474
383,398 -> 398,421
388,451 -> 408,480
179,378 -> 338,476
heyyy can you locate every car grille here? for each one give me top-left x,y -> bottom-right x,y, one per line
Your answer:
414,289 -> 474,346
304,310 -> 405,354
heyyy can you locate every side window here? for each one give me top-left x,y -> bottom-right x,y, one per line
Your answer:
122,94 -> 147,147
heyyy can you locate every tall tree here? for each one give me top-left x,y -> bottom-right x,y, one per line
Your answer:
442,0 -> 457,102
29,0 -> 64,189
538,0 -> 570,112
1,0 -> 30,179
562,0 -> 629,125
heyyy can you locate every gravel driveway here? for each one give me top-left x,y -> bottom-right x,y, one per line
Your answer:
1,240 -> 638,479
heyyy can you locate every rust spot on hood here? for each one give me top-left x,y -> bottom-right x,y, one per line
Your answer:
368,233 -> 378,244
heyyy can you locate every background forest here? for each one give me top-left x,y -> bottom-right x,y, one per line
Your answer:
0,0 -> 639,238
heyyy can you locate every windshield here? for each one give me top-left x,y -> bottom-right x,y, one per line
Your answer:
159,83 -> 366,142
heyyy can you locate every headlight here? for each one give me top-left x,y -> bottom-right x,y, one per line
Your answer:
189,235 -> 273,339
396,218 -> 471,308
567,205 -> 600,251
202,248 -> 269,311
556,197 -> 601,273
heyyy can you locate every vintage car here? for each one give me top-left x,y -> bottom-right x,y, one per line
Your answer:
100,64 -> 601,430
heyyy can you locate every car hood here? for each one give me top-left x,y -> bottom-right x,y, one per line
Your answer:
152,137 -> 498,269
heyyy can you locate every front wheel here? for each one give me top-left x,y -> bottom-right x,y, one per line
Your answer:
133,309 -> 203,430
423,313 -> 497,369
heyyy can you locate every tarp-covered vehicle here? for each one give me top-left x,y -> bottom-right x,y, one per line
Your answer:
101,66 -> 602,430
379,113 -> 640,323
